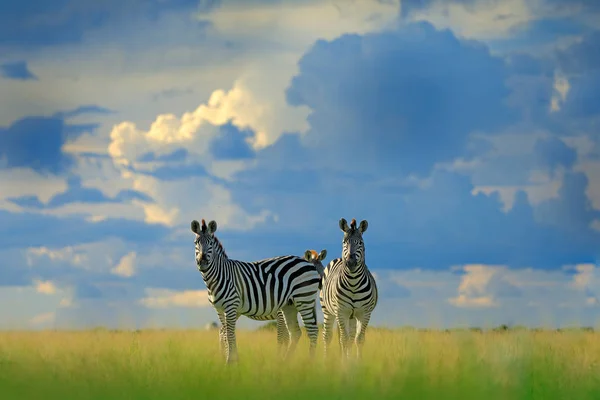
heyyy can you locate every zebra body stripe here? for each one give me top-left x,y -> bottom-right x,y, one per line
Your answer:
246,249 -> 328,357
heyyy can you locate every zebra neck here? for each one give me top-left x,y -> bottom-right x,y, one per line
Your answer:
343,262 -> 366,278
200,256 -> 230,286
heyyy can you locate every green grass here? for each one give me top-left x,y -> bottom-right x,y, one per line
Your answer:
1,328 -> 599,399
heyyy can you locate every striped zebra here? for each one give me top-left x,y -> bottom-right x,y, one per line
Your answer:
238,249 -> 328,359
320,218 -> 378,360
191,219 -> 322,364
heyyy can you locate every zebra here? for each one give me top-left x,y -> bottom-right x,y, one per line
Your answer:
306,249 -> 327,280
191,219 -> 322,364
320,218 -> 378,360
238,249 -> 328,359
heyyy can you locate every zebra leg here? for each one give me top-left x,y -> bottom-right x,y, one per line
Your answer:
322,309 -> 335,358
355,312 -> 372,360
217,311 -> 227,360
224,308 -> 239,364
348,317 -> 357,350
276,311 -> 290,358
337,313 -> 351,361
282,306 -> 302,360
295,301 -> 319,357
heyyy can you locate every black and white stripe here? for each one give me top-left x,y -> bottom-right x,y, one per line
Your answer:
257,249 -> 328,356
191,219 -> 322,363
320,218 -> 378,360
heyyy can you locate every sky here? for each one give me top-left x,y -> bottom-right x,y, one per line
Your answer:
1,0 -> 600,331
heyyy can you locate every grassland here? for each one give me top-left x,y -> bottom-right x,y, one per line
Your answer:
1,327 -> 599,399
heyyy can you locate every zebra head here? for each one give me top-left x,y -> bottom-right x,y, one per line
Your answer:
303,249 -> 327,278
339,218 -> 368,272
191,219 -> 218,270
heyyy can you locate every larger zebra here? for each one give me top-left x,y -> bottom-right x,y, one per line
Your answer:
191,219 -> 322,364
320,218 -> 378,360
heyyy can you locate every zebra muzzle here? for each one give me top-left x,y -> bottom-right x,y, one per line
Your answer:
347,255 -> 357,267
197,253 -> 208,266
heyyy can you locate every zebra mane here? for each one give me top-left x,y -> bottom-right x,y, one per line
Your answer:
212,235 -> 228,259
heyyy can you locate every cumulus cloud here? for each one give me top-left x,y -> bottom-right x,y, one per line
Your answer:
285,21 -> 516,177
458,131 -> 582,211
33,279 -> 58,295
200,0 -> 401,48
448,265 -> 521,308
107,79 -> 284,163
550,71 -> 570,112
139,288 -> 211,309
569,263 -> 599,292
111,251 -> 137,278
402,0 -> 536,40
26,242 -> 105,270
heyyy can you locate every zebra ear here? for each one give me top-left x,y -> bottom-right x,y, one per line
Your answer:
359,220 -> 368,234
304,250 -> 313,261
319,249 -> 327,261
339,218 -> 349,233
191,220 -> 201,234
207,220 -> 217,235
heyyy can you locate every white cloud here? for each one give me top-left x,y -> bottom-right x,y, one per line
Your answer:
200,0 -> 400,49
550,71 -> 570,112
472,180 -> 561,211
405,0 -> 535,40
448,294 -> 497,308
34,280 -> 58,295
0,284 -> 66,329
447,265 -> 505,308
111,252 -> 137,278
568,264 -> 599,292
574,157 -> 600,210
0,167 -> 67,211
444,131 -> 571,211
106,79 -> 282,163
120,173 -> 273,229
139,288 -> 211,309
30,311 -> 56,327
26,246 -> 88,267
59,297 -> 74,308
25,238 -> 129,272
68,155 -> 134,198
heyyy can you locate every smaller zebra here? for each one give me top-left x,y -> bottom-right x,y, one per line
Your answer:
306,249 -> 327,280
321,218 -> 378,360
253,249 -> 328,358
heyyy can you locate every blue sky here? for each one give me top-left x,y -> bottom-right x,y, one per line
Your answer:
1,0 -> 600,330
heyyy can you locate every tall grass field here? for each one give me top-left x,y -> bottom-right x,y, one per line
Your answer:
1,327 -> 599,399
